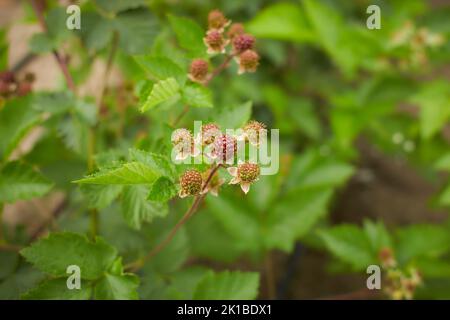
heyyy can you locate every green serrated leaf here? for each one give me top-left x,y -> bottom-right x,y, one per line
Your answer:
133,56 -> 186,85
247,2 -> 314,42
114,10 -> 159,55
20,232 -> 117,280
0,162 -> 53,203
266,188 -> 332,252
148,177 -> 177,202
21,278 -> 92,300
168,14 -> 205,57
74,162 -> 160,185
182,83 -> 213,108
122,185 -> 169,229
193,271 -> 259,300
94,273 -> 139,300
0,96 -> 42,161
128,149 -> 176,179
80,184 -> 122,209
216,101 -> 252,129
140,78 -> 180,112
29,33 -> 55,53
396,224 -> 450,263
318,225 -> 376,271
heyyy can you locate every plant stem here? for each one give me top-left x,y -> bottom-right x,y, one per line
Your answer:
31,0 -> 76,92
0,243 -> 22,252
204,54 -> 234,86
0,203 -> 4,244
126,164 -> 222,272
265,251 -> 276,299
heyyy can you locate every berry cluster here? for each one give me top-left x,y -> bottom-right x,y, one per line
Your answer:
378,247 -> 422,300
0,71 -> 34,99
386,21 -> 445,69
188,10 -> 260,84
175,120 -> 267,197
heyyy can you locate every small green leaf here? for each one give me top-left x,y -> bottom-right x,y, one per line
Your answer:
148,177 -> 178,202
0,96 -> 41,161
435,153 -> 450,171
80,184 -> 123,209
396,225 -> 450,263
122,185 -> 169,229
318,225 -> 376,271
216,101 -> 252,129
94,273 -> 139,300
194,271 -> 259,300
133,56 -> 186,85
140,78 -> 180,112
74,162 -> 160,185
20,233 -> 117,280
410,81 -> 450,140
29,33 -> 55,53
114,10 -> 159,54
0,162 -> 53,203
182,83 -> 213,108
247,2 -> 314,42
21,279 -> 92,300
128,149 -> 176,179
168,14 -> 205,57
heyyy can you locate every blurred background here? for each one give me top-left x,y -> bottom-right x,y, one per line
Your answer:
0,0 -> 449,300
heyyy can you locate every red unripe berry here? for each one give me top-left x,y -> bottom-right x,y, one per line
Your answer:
227,23 -> 245,39
189,59 -> 209,82
180,170 -> 203,196
213,134 -> 237,162
233,34 -> 255,53
208,10 -> 228,30
238,163 -> 260,183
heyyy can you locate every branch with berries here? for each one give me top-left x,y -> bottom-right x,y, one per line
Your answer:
126,10 -> 265,270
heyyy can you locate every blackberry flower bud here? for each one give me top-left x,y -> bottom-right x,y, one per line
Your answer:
172,128 -> 198,160
179,170 -> 203,198
228,162 -> 260,194
241,120 -> 267,146
204,30 -> 228,54
227,23 -> 245,40
236,50 -> 259,74
188,59 -> 209,83
210,134 -> 237,162
199,123 -> 221,145
379,247 -> 397,269
208,10 -> 230,31
232,34 -> 255,53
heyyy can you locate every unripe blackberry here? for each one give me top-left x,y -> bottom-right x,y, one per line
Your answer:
188,59 -> 209,83
233,34 -> 255,53
200,123 -> 221,145
204,30 -> 227,54
17,82 -> 32,96
227,23 -> 245,39
179,170 -> 203,197
379,247 -> 396,268
237,50 -> 259,74
213,134 -> 237,162
0,71 -> 15,83
238,162 -> 260,183
0,81 -> 8,95
208,10 -> 229,31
